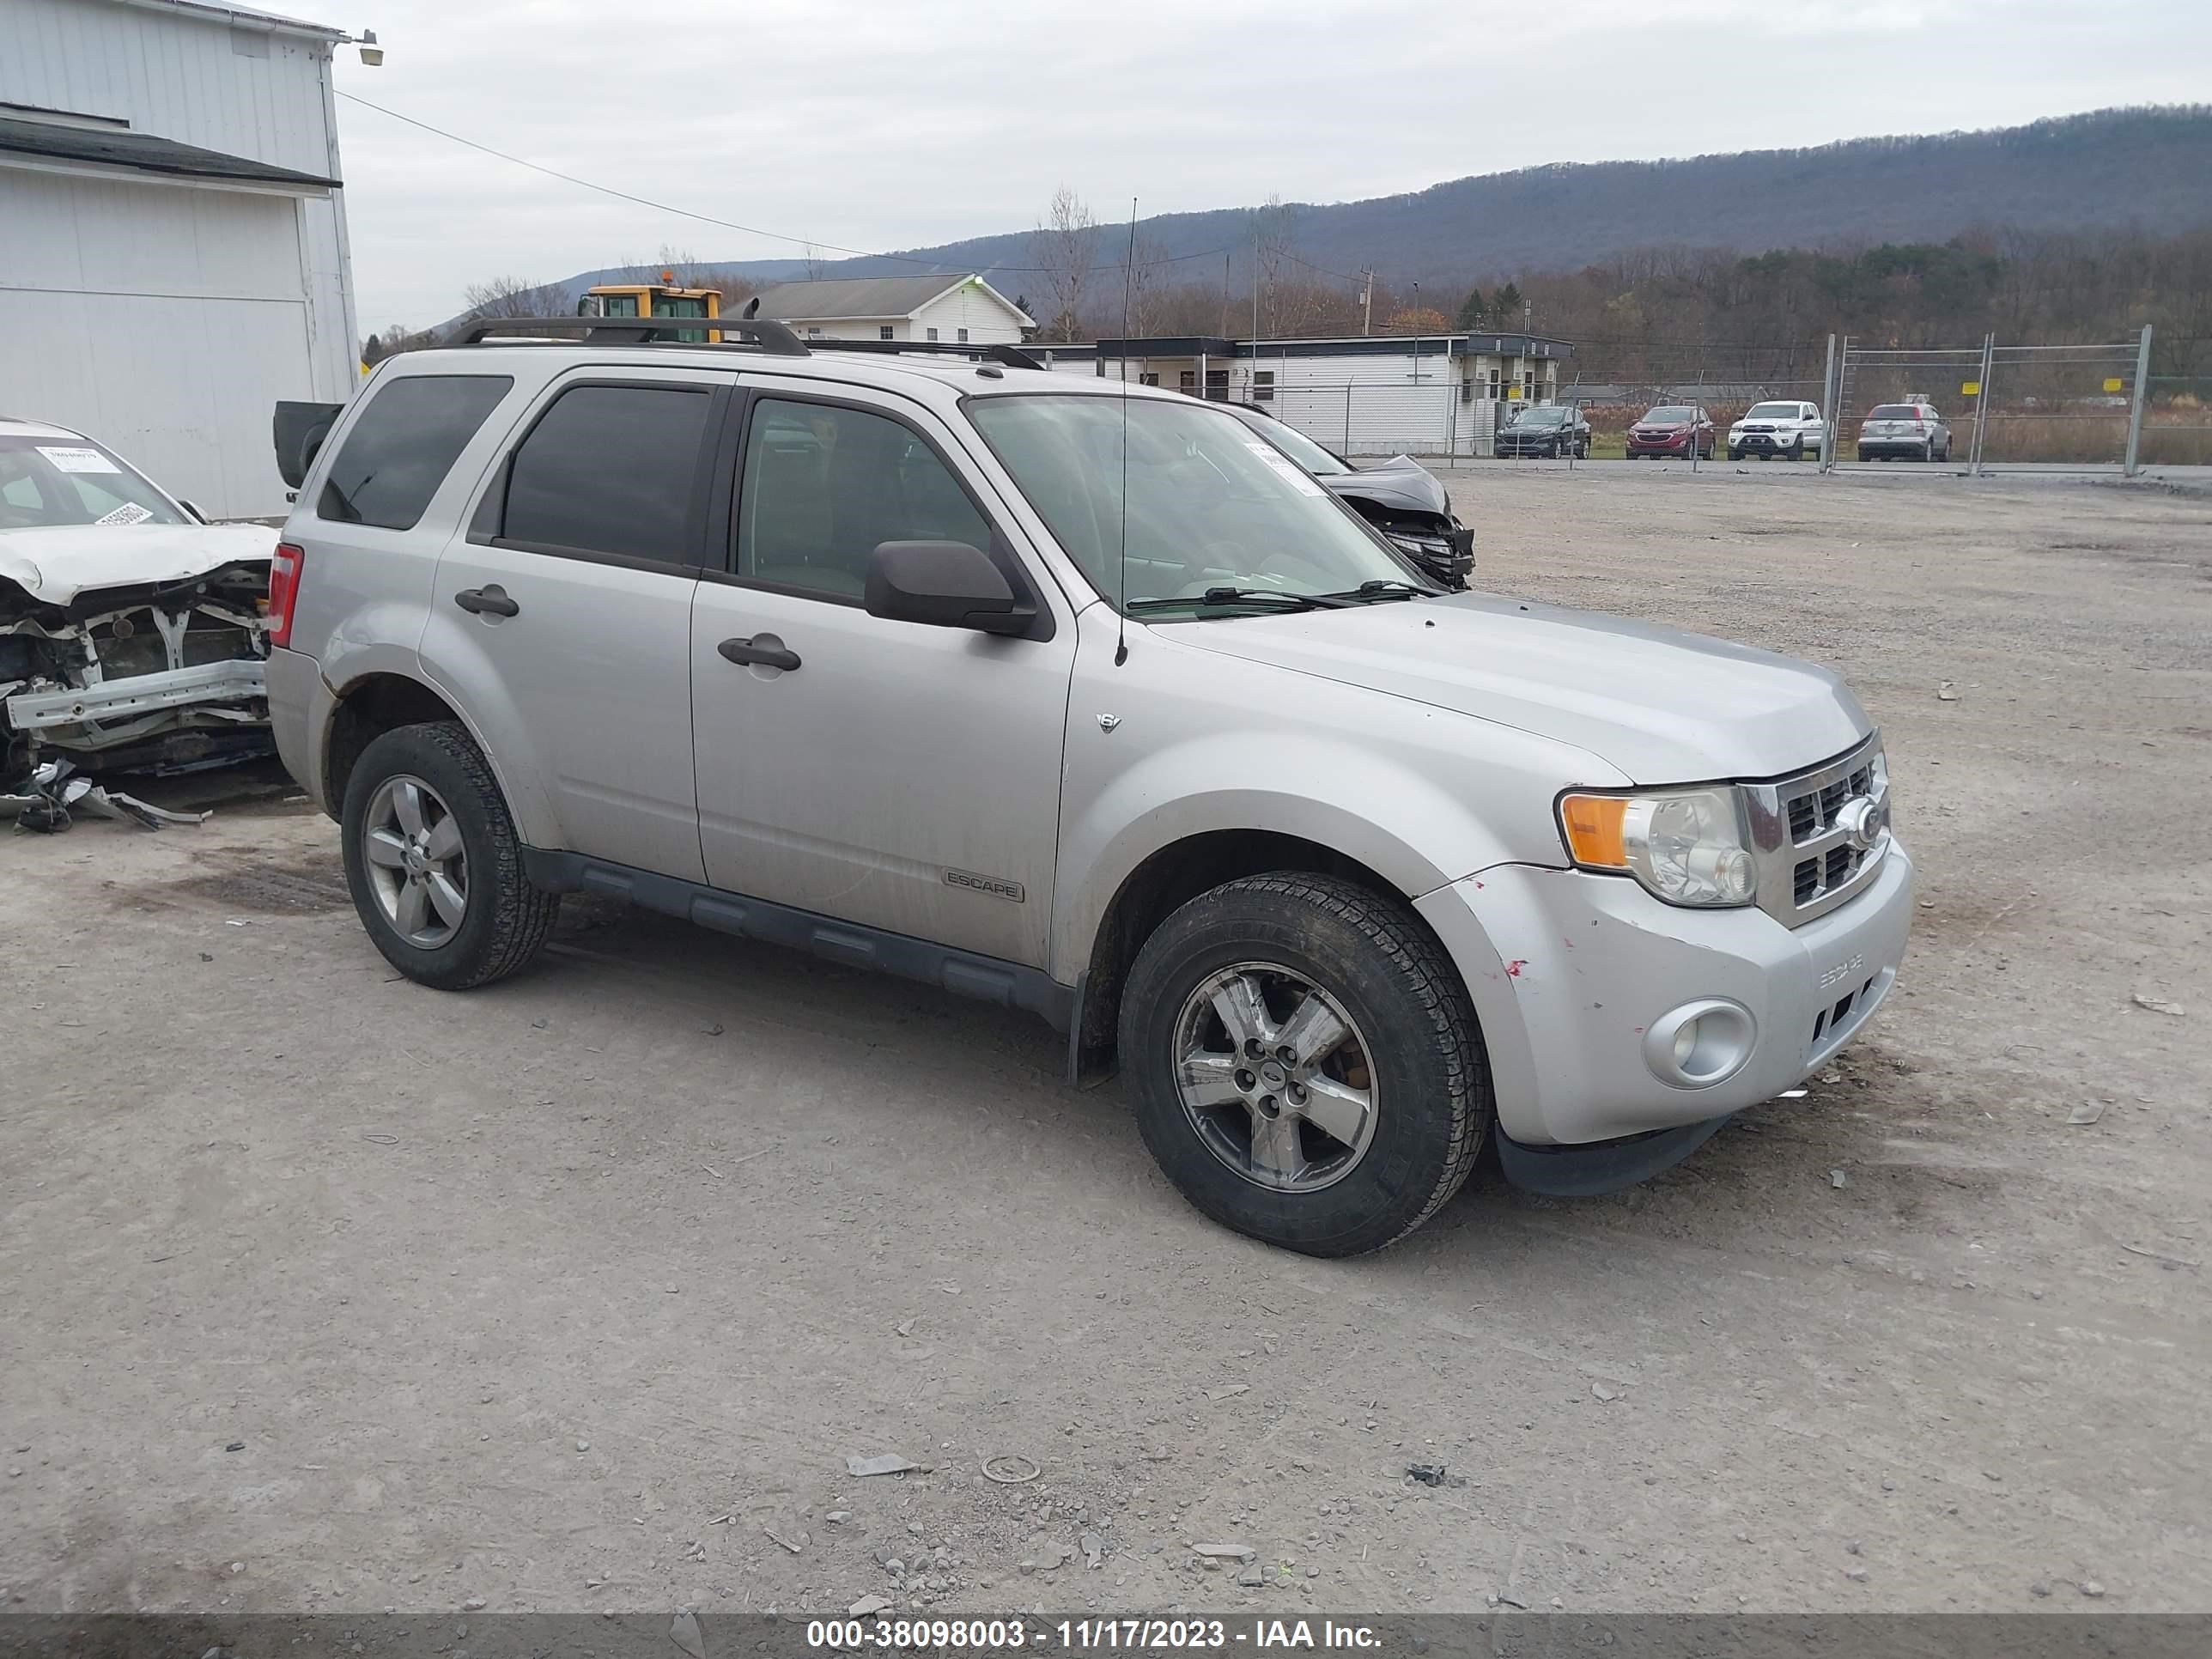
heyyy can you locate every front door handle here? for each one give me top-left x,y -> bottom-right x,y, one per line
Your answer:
718,635 -> 800,672
454,585 -> 520,617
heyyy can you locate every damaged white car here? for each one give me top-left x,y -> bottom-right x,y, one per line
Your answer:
2,418 -> 275,802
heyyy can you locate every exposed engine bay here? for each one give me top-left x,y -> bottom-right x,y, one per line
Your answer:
2,560 -> 271,777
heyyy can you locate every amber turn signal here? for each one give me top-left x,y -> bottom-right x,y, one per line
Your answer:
1559,793 -> 1629,868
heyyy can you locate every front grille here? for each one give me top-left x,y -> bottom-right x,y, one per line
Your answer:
1747,734 -> 1890,927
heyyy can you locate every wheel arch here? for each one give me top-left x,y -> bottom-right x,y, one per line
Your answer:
324,668 -> 556,848
1068,827 -> 1457,1076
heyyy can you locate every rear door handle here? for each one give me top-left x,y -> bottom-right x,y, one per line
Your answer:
454,585 -> 520,617
718,635 -> 800,672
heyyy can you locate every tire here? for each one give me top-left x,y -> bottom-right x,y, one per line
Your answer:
1857,450 -> 1871,463
340,720 -> 557,991
1727,448 -> 1741,462
1787,439 -> 1804,460
1117,872 -> 1491,1256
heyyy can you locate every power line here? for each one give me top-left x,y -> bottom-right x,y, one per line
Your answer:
337,90 -> 1236,276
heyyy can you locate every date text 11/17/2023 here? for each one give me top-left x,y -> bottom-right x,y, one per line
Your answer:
805,1618 -> 1383,1650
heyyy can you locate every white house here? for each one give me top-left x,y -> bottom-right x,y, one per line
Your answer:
1037,332 -> 1575,458
747,275 -> 1033,346
0,0 -> 361,519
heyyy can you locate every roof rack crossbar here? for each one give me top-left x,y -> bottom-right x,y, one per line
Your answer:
793,337 -> 1047,372
452,315 -> 810,355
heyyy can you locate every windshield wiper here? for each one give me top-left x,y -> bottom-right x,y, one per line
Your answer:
1317,579 -> 1434,604
1127,586 -> 1350,614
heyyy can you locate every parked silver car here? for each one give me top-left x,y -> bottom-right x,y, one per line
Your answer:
1856,402 -> 1952,463
265,316 -> 1912,1255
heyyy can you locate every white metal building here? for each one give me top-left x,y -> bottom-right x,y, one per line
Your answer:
747,275 -> 1034,346
0,0 -> 359,519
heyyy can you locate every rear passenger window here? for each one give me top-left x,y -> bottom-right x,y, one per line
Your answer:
501,384 -> 711,564
736,399 -> 990,601
319,374 -> 511,530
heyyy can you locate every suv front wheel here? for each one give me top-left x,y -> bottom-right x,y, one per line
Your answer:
340,720 -> 558,990
1118,872 -> 1490,1255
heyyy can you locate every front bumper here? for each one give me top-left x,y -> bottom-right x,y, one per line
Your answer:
1626,434 -> 1695,454
1731,431 -> 1813,453
1414,842 -> 1915,1148
5,659 -> 265,750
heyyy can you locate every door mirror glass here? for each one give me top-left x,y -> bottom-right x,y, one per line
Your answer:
865,540 -> 1024,635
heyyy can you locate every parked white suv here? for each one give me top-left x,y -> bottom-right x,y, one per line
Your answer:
264,316 -> 1913,1255
1726,401 -> 1826,462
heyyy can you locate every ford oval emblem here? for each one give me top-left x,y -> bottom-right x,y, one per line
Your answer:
1838,797 -> 1887,853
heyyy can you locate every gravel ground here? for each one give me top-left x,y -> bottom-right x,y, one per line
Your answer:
3,466 -> 2208,1620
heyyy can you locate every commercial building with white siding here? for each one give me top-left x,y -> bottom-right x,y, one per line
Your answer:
1036,333 -> 1575,459
0,0 -> 359,518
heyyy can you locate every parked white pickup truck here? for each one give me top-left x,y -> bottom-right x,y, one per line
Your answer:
1726,402 -> 1827,461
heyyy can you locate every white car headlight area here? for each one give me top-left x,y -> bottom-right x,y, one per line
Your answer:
1558,786 -> 1758,908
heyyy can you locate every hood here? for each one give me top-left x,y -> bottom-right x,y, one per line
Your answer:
0,522 -> 276,606
1159,591 -> 1869,783
1319,455 -> 1449,517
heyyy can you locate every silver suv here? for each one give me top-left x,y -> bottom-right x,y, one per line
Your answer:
264,317 -> 1914,1255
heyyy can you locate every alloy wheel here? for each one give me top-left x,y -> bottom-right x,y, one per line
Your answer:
362,774 -> 469,948
1173,962 -> 1379,1192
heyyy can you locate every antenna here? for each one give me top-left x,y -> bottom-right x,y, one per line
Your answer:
1115,196 -> 1136,667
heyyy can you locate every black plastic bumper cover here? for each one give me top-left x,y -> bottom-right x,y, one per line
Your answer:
1492,1113 -> 1735,1197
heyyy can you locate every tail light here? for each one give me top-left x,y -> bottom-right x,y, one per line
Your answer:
267,542 -> 304,648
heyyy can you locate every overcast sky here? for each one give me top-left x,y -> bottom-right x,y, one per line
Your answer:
292,0 -> 2209,331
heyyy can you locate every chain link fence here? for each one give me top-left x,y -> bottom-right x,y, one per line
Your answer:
1125,331 -> 2208,470
1821,328 -> 2191,474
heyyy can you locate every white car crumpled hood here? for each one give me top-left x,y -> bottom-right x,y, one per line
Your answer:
1165,589 -> 1871,784
0,522 -> 277,606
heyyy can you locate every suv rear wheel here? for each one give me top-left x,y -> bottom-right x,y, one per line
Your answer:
340,720 -> 557,990
1118,872 -> 1490,1255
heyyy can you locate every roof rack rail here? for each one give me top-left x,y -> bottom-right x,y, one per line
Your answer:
451,315 -> 810,355
798,337 -> 1047,372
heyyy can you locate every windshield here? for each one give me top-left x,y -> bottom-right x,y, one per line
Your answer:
1218,405 -> 1353,477
1510,408 -> 1570,427
1745,403 -> 1800,419
968,394 -> 1423,615
0,435 -> 188,530
1641,407 -> 1696,423
1868,404 -> 1923,420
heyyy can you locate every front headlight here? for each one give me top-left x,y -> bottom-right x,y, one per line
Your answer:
1558,787 -> 1757,907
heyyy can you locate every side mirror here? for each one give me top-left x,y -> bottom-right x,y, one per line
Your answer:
177,498 -> 209,524
865,540 -> 1029,636
272,400 -> 343,489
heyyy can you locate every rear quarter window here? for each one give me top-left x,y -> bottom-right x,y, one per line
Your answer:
319,374 -> 514,530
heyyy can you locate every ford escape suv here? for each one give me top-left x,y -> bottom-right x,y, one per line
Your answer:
265,316 -> 1913,1257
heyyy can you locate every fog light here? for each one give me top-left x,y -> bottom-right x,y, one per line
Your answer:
1644,999 -> 1755,1088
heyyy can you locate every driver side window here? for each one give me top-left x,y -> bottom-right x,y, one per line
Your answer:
735,399 -> 992,602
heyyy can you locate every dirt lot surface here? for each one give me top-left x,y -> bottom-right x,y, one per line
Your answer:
4,467 -> 2208,1620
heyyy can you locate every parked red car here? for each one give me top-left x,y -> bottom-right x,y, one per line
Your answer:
1626,404 -> 1717,460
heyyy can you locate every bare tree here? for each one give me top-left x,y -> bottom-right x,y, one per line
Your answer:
1123,234 -> 1177,338
462,276 -> 567,319
801,243 -> 830,283
1031,185 -> 1097,343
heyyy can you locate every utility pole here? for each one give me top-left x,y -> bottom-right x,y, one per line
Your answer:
1361,268 -> 1374,337
1250,216 -> 1261,352
1410,281 -> 1420,382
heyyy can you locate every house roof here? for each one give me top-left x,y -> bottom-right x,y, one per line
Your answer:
750,274 -> 1031,325
0,113 -> 340,189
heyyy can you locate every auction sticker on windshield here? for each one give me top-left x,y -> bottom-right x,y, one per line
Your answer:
36,446 -> 122,473
1241,440 -> 1325,495
95,502 -> 154,526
